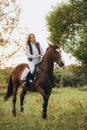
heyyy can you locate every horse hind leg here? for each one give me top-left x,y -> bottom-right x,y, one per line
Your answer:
20,88 -> 27,112
12,83 -> 19,117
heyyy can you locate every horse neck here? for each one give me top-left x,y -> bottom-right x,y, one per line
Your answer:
41,51 -> 54,76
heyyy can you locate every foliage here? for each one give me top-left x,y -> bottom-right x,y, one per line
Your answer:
46,0 -> 87,68
0,67 -> 12,85
0,0 -> 29,68
0,0 -> 21,46
0,0 -> 22,68
0,87 -> 87,130
54,65 -> 87,87
0,65 -> 87,87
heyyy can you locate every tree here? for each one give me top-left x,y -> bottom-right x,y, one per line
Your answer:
0,0 -> 21,46
0,0 -> 28,68
46,0 -> 87,69
0,27 -> 29,68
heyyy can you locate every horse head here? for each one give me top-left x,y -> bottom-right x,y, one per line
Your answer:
48,44 -> 65,67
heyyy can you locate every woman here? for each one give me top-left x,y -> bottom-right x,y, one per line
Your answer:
21,33 -> 44,88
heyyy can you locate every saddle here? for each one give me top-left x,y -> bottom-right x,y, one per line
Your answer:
27,62 -> 54,87
33,62 -> 42,81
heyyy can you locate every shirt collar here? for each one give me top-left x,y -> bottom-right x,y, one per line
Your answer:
31,42 -> 35,45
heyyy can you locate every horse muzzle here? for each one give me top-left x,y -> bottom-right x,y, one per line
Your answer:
59,61 -> 65,67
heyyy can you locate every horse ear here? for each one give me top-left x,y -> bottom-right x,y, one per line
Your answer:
48,43 -> 53,48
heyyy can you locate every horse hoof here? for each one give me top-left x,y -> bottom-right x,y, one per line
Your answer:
20,107 -> 24,112
20,109 -> 24,112
12,110 -> 16,117
42,112 -> 47,119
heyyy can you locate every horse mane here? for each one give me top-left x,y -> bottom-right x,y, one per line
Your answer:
46,47 -> 49,52
41,47 -> 50,62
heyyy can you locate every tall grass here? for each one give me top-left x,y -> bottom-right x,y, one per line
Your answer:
0,87 -> 87,130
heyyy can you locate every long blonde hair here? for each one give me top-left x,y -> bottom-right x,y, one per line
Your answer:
26,33 -> 36,44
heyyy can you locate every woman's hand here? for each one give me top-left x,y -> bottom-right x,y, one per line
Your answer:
38,55 -> 42,58
28,58 -> 32,61
37,54 -> 42,58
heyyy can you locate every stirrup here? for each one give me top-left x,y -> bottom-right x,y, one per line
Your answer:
22,80 -> 33,88
22,81 -> 29,88
22,82 -> 26,88
29,79 -> 33,83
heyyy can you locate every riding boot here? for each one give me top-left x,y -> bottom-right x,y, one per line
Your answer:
22,72 -> 33,88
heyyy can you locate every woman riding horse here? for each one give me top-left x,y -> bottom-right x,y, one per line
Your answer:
4,43 -> 64,119
21,33 -> 44,88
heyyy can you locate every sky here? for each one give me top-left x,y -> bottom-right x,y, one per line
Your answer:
19,0 -> 67,49
18,0 -> 76,66
1,0 -> 76,67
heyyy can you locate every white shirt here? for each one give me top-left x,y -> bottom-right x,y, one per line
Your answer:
21,43 -> 44,78
26,42 -> 44,63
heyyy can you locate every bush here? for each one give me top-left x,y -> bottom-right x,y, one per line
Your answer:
0,67 -> 12,85
54,65 -> 87,87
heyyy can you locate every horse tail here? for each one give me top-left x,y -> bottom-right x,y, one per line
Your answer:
4,74 -> 13,101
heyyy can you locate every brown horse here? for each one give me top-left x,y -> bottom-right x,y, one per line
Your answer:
4,44 -> 64,119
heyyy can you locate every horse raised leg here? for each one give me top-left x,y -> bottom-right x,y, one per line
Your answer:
12,83 -> 19,117
20,88 -> 27,112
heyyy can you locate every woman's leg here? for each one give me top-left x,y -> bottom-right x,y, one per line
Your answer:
28,62 -> 35,74
21,67 -> 32,88
21,67 -> 30,81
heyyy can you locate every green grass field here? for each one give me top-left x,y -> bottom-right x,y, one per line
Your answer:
0,87 -> 87,130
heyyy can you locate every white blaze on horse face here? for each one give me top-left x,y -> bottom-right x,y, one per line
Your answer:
56,48 -> 65,65
56,48 -> 60,53
56,49 -> 65,64
61,55 -> 65,65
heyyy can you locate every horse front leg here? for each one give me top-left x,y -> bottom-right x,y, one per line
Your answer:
42,87 -> 52,119
42,96 -> 48,119
37,86 -> 52,119
20,89 -> 27,112
37,86 -> 47,119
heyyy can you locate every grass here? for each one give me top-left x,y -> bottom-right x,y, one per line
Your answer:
0,87 -> 87,130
